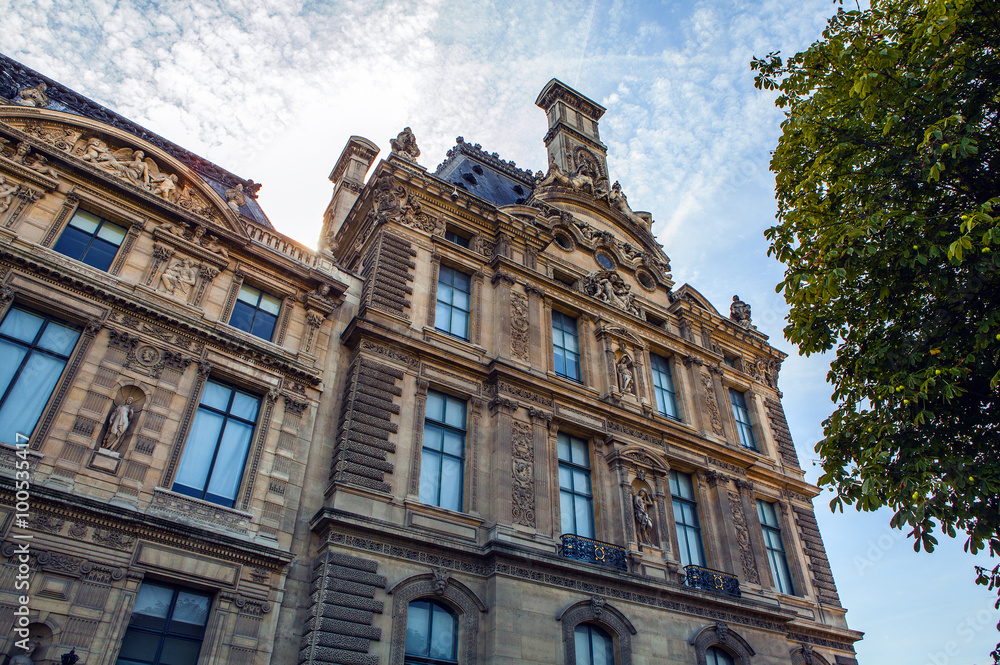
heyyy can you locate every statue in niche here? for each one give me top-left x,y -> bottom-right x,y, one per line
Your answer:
16,82 -> 49,107
159,258 -> 197,297
224,183 -> 246,214
102,397 -> 134,451
617,354 -> 635,395
730,295 -> 753,328
0,176 -> 18,213
633,489 -> 654,545
390,127 -> 420,162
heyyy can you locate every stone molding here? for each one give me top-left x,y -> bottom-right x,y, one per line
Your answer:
690,622 -> 756,665
557,596 -> 636,665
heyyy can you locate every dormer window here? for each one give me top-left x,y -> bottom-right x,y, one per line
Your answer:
444,229 -> 471,249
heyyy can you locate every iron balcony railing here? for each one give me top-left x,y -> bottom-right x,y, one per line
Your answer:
684,564 -> 741,598
560,534 -> 628,572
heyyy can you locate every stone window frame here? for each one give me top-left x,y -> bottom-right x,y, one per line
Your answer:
719,374 -> 771,458
40,190 -> 146,277
557,597 -> 636,665
647,350 -> 682,422
387,571 -> 487,665
549,305 -> 584,384
418,388 -> 468,513
161,360 -> 280,512
690,622 -> 755,665
220,268 -> 297,348
0,280 -> 106,451
549,421 -> 613,545
426,251 -> 485,348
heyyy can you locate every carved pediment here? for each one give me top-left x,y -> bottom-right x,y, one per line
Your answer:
0,108 -> 248,237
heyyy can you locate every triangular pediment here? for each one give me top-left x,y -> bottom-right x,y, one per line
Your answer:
0,106 -> 247,238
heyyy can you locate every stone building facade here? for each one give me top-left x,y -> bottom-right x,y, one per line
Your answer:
0,55 -> 861,665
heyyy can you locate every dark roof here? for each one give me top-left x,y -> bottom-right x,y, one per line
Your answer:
434,137 -> 536,208
0,53 -> 274,229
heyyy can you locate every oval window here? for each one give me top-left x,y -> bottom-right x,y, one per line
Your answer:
596,253 -> 614,270
555,233 -> 573,251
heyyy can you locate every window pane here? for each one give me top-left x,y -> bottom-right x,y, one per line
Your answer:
559,465 -> 572,491
250,311 -> 277,340
159,636 -> 203,665
425,392 -> 445,422
52,226 -> 91,262
560,490 -> 576,534
451,309 -> 469,338
452,288 -> 470,311
37,321 -> 80,355
133,583 -> 174,620
174,409 -> 225,493
96,221 -> 127,244
434,303 -> 452,332
117,630 -> 161,662
0,352 -> 65,446
429,604 -> 456,659
557,433 -> 570,461
258,293 -> 282,315
439,456 -> 463,511
443,396 -> 466,429
69,210 -> 101,233
0,308 -> 44,342
170,592 -> 211,633
204,421 -> 254,504
405,600 -> 430,655
563,330 -> 579,353
419,450 -> 442,505
201,381 -> 232,411
570,437 -> 589,466
0,340 -> 28,398
574,626 -> 593,665
237,285 -> 261,304
574,496 -> 594,538
573,470 -> 591,495
229,391 -> 260,421
423,424 -> 444,452
441,430 -> 463,457
592,626 -> 614,665
228,301 -> 255,333
84,240 -> 120,271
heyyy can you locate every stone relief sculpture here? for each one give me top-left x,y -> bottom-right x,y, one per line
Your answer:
26,153 -> 60,179
583,270 -> 640,317
0,176 -> 18,212
730,295 -> 753,329
202,234 -> 229,259
390,127 -> 420,162
159,258 -> 198,297
633,489 -> 654,545
12,142 -> 31,164
225,183 -> 246,213
535,155 -> 596,193
16,82 -> 49,107
607,181 -> 647,227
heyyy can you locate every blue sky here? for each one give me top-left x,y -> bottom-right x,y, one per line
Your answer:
3,0 -> 997,661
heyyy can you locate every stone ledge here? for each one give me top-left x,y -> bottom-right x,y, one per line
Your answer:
147,486 -> 253,535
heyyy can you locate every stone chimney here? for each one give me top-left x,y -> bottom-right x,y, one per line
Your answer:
320,136 -> 379,252
535,79 -> 609,189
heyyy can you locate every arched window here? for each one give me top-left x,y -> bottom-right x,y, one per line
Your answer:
405,599 -> 458,665
574,623 -> 615,665
706,646 -> 736,665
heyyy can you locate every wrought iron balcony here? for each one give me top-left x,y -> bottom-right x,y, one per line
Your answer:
560,534 -> 628,572
684,565 -> 741,598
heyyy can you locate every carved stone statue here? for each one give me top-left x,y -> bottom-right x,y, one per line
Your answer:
583,270 -> 640,316
12,142 -> 31,164
151,172 -> 179,201
617,355 -> 634,394
9,641 -> 37,665
390,127 -> 420,162
103,397 -> 134,451
159,258 -> 197,296
202,234 -> 229,259
27,154 -> 60,179
0,176 -> 18,213
16,83 -> 49,107
607,181 -> 646,226
224,183 -> 246,213
730,295 -> 753,328
633,489 -> 654,545
431,567 -> 451,595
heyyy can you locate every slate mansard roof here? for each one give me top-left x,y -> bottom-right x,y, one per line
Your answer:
0,52 -> 274,229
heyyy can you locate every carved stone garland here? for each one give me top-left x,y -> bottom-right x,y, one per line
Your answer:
727,490 -> 760,584
510,291 -> 529,362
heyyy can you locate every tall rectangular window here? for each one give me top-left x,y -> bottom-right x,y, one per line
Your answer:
115,581 -> 211,665
0,307 -> 80,446
650,354 -> 679,419
552,311 -> 580,381
229,284 -> 282,341
173,380 -> 260,507
419,390 -> 466,512
558,433 -> 594,538
669,470 -> 705,568
757,500 -> 795,595
52,209 -> 127,272
729,389 -> 757,450
435,266 -> 471,340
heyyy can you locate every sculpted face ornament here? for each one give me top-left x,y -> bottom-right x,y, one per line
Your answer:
730,295 -> 753,329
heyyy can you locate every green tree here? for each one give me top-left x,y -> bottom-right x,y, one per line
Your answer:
752,0 -> 999,657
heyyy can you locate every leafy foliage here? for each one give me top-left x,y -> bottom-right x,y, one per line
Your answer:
753,0 -> 999,657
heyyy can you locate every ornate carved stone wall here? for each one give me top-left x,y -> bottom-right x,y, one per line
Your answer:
359,230 -> 415,320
